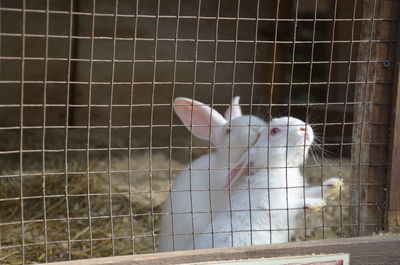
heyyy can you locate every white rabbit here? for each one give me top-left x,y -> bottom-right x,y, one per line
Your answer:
187,116 -> 343,250
159,97 -> 268,252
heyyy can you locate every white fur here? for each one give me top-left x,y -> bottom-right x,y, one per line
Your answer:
159,97 -> 267,252
159,100 -> 342,251
185,117 -> 322,250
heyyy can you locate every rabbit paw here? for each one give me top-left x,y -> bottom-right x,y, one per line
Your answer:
323,177 -> 343,198
305,198 -> 326,211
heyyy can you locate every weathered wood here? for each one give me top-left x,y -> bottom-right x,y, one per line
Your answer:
387,4 -> 400,233
0,1 -> 72,127
47,234 -> 400,265
350,0 -> 397,236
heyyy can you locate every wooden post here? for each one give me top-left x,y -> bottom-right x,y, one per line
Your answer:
350,0 -> 399,236
387,6 -> 400,233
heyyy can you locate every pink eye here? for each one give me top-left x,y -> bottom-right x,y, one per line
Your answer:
270,127 -> 280,135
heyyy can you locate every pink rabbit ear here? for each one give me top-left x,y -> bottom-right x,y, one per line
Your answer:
173,97 -> 227,145
225,148 -> 260,189
225,150 -> 255,189
224,96 -> 242,121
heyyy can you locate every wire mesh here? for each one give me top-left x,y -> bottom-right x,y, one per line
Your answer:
0,0 -> 398,263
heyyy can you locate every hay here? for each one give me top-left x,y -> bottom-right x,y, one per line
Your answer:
0,129 -> 351,264
293,157 -> 352,241
0,148 -> 185,264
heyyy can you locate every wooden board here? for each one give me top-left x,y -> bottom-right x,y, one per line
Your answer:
47,234 -> 400,265
350,0 -> 399,236
387,5 -> 400,232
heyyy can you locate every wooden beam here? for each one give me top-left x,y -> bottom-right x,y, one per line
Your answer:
47,234 -> 400,265
350,0 -> 398,236
387,4 -> 400,233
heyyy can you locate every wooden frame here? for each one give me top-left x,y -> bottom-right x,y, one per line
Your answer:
387,3 -> 400,233
351,0 -> 399,236
47,234 -> 400,265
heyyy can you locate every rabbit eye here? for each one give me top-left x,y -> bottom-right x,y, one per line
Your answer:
270,127 -> 280,136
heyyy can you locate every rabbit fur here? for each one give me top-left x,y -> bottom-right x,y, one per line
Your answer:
159,98 -> 342,251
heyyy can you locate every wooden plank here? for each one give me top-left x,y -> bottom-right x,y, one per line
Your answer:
387,4 -> 400,232
47,234 -> 400,265
350,0 -> 397,236
0,1 -> 72,127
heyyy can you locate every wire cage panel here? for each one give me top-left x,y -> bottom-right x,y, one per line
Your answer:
0,0 -> 399,264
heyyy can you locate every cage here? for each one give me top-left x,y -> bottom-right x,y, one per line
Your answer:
0,0 -> 399,264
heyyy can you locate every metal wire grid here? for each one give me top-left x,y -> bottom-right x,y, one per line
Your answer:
0,0 -> 397,263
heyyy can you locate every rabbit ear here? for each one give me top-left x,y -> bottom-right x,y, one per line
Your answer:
225,150 -> 255,189
174,97 -> 227,144
224,96 -> 242,121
